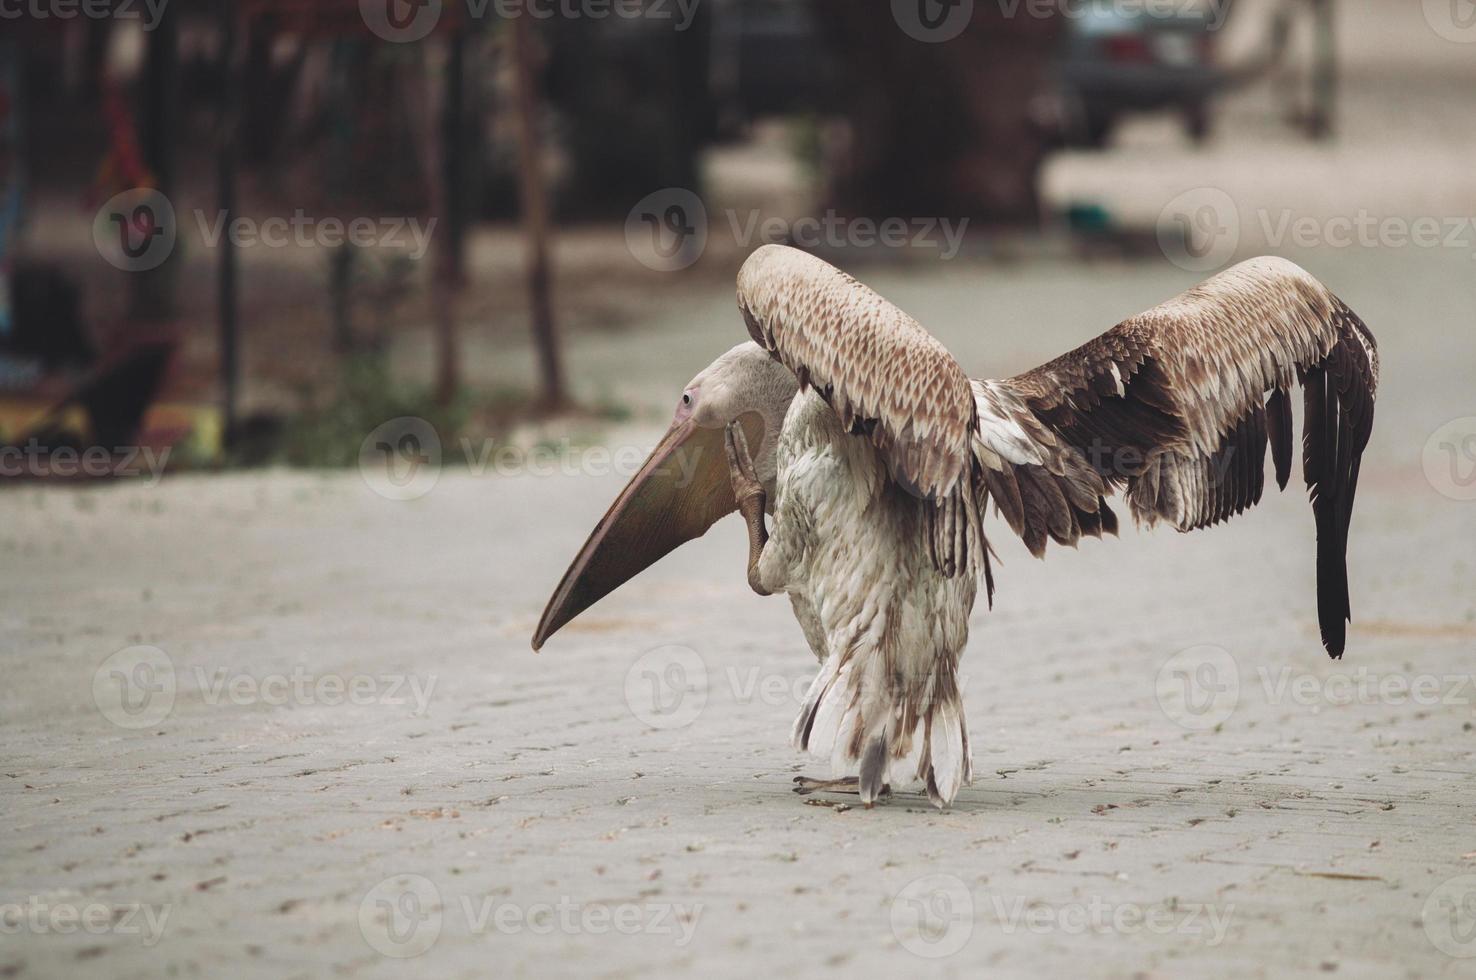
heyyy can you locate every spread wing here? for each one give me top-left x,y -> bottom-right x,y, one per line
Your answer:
973,256 -> 1379,658
736,244 -> 985,582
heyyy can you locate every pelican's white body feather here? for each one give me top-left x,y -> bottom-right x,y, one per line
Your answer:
757,390 -> 978,805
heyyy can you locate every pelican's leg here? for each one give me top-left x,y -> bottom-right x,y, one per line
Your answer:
793,776 -> 892,804
724,423 -> 772,597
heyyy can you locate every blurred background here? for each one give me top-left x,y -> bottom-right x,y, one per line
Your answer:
0,0 -> 1470,477
6,8 -> 1476,976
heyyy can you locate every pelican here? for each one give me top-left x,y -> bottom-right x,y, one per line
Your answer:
533,244 -> 1378,809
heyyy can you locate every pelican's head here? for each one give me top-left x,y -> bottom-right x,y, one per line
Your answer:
674,342 -> 797,492
532,342 -> 797,650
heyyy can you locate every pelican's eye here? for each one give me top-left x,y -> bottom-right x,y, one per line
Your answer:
681,393 -> 692,406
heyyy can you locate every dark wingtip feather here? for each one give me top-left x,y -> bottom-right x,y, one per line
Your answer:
1268,388 -> 1293,491
1305,319 -> 1376,662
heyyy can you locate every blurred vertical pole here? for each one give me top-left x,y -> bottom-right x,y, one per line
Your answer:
661,4 -> 708,202
80,16 -> 110,107
132,0 -> 179,321
217,0 -> 241,449
442,32 -> 467,286
1308,0 -> 1336,139
325,40 -> 359,355
510,15 -> 565,411
430,31 -> 465,406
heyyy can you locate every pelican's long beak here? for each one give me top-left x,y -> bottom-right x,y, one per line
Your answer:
531,412 -> 764,651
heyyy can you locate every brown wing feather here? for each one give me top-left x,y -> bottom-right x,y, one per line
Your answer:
737,244 -> 988,586
976,257 -> 1378,659
736,244 -> 976,500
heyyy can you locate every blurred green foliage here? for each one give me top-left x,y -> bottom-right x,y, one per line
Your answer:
276,354 -> 469,469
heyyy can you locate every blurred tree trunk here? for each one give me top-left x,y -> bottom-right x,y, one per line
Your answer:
218,0 -> 242,447
80,17 -> 110,105
815,2 -> 1061,224
430,32 -> 467,407
511,17 -> 566,411
131,2 -> 179,320
1307,0 -> 1336,139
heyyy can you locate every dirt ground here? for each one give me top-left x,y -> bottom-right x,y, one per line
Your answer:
5,3 -> 1476,979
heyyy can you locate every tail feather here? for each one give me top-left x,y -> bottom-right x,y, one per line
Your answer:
793,648 -> 971,808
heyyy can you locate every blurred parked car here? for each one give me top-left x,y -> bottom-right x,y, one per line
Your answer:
1054,1 -> 1231,147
